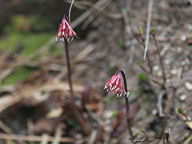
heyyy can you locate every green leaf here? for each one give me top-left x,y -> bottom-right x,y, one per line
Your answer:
151,29 -> 156,35
139,26 -> 144,36
109,66 -> 118,76
178,108 -> 183,114
141,130 -> 145,134
133,133 -> 138,138
112,110 -> 118,117
138,73 -> 148,83
119,40 -> 126,49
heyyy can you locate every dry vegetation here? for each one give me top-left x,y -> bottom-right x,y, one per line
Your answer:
0,0 -> 192,143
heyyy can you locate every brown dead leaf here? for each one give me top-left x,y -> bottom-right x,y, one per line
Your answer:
81,84 -> 103,115
86,102 -> 103,115
186,37 -> 192,45
81,84 -> 92,108
29,118 -> 65,135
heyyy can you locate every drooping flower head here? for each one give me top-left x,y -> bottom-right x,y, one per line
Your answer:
104,72 -> 128,97
56,15 -> 77,42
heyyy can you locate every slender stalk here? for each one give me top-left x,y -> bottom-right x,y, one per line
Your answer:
64,39 -> 89,134
68,0 -> 75,22
120,70 -> 133,137
64,39 -> 75,104
151,34 -> 166,89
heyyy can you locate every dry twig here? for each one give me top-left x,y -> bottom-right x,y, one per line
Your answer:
41,134 -> 49,144
52,124 -> 64,144
88,130 -> 97,144
54,43 -> 96,82
0,82 -> 85,113
152,32 -> 166,88
144,0 -> 153,60
0,120 -> 25,144
0,133 -> 74,143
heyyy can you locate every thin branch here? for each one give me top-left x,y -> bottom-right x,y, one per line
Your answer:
144,0 -> 153,60
52,124 -> 64,144
152,33 -> 166,88
139,36 -> 153,73
137,61 -> 150,74
0,120 -> 25,144
54,43 -> 96,82
41,134 -> 49,144
130,138 -> 146,144
0,82 -> 86,113
71,0 -> 111,28
0,133 -> 74,143
88,130 -> 97,144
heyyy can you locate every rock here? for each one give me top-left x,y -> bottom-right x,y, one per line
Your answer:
153,65 -> 159,71
171,69 -> 177,75
185,82 -> 192,90
180,95 -> 186,101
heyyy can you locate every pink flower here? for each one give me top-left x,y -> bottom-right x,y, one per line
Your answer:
56,15 -> 77,42
104,72 -> 128,97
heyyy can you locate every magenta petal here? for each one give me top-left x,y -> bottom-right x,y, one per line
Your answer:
56,16 -> 76,41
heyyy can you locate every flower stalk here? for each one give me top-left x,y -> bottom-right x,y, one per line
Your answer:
104,70 -> 133,137
56,15 -> 77,103
119,70 -> 133,137
56,15 -> 89,134
64,39 -> 75,104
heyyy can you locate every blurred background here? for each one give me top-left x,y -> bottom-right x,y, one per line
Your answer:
0,0 -> 192,143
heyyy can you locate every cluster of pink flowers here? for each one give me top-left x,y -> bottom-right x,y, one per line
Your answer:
104,72 -> 129,97
56,16 -> 77,42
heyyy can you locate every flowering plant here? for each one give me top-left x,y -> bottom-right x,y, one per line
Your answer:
104,72 -> 129,97
104,70 -> 132,136
56,15 -> 77,42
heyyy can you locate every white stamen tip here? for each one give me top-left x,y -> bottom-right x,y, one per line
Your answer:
58,32 -> 61,36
